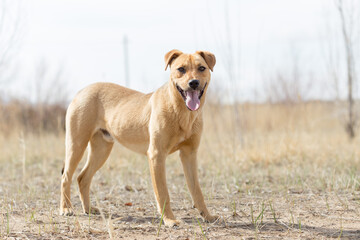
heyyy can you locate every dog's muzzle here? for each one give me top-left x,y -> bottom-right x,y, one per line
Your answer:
176,82 -> 207,111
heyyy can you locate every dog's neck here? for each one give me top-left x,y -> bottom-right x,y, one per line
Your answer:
160,81 -> 201,136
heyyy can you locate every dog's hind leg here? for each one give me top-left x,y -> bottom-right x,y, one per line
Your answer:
60,130 -> 90,216
77,130 -> 114,215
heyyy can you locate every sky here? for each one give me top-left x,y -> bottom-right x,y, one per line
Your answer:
2,0 -> 358,103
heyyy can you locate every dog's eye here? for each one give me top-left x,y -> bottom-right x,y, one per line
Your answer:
198,66 -> 206,72
177,67 -> 185,73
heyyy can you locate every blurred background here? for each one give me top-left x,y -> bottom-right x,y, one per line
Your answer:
1,1 -> 360,238
0,0 -> 359,138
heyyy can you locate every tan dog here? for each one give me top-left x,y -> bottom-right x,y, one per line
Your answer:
60,50 -> 218,226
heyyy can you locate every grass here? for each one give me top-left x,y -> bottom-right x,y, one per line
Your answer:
255,202 -> 265,227
269,201 -> 278,224
196,217 -> 206,240
6,208 -> 9,235
156,199 -> 166,237
0,101 -> 360,238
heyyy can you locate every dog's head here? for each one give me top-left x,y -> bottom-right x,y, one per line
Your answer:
165,50 -> 216,111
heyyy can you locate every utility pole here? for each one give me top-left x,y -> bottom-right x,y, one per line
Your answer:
123,35 -> 130,87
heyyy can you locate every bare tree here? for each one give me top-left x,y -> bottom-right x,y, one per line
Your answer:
336,0 -> 359,139
321,8 -> 341,101
264,46 -> 313,104
31,59 -> 68,133
33,59 -> 68,106
0,0 -> 22,84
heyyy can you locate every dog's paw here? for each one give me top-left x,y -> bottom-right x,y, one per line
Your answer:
204,214 -> 220,223
60,207 -> 74,216
164,218 -> 183,227
84,206 -> 100,215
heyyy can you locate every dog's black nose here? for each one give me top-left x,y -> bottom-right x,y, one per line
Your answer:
189,80 -> 200,90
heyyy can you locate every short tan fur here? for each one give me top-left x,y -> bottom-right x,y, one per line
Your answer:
60,50 -> 218,226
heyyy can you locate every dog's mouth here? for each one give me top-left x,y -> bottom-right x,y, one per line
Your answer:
176,83 -> 207,111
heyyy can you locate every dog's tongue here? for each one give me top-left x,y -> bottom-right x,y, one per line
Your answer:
185,91 -> 200,111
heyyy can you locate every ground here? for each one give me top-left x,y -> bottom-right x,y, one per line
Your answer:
1,103 -> 360,239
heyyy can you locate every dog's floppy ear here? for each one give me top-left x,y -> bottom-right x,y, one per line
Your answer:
164,49 -> 183,71
196,51 -> 216,71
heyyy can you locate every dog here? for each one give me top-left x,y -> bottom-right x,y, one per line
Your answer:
60,49 -> 218,226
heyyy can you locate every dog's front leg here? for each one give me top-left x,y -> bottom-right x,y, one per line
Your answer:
180,145 -> 219,222
147,147 -> 181,227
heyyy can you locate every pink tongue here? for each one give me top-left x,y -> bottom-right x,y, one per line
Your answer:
185,91 -> 200,111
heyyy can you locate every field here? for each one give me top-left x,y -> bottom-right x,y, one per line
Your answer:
0,102 -> 360,239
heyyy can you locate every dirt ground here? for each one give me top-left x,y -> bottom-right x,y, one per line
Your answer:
1,103 -> 360,239
2,180 -> 360,239
1,140 -> 360,239
4,191 -> 360,239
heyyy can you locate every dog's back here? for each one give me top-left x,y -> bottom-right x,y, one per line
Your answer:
66,82 -> 152,154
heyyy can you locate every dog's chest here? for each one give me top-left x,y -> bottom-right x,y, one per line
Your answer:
178,118 -> 197,140
170,135 -> 186,152
178,135 -> 185,144
176,129 -> 192,145
171,112 -> 201,149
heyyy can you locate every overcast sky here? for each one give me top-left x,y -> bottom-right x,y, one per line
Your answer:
3,0 -> 358,103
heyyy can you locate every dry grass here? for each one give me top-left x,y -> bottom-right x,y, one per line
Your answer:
1,101 -> 360,239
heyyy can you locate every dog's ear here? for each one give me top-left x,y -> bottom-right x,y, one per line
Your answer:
164,49 -> 183,71
196,51 -> 216,71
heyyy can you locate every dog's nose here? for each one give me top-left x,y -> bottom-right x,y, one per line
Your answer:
188,80 -> 200,90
